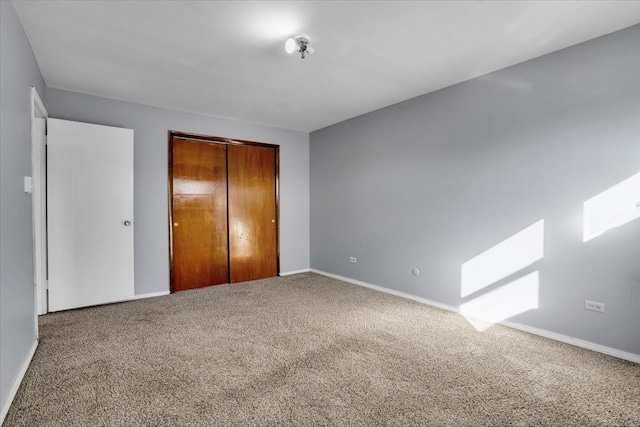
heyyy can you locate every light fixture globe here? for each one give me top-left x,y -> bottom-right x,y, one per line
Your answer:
285,34 -> 314,59
285,38 -> 297,54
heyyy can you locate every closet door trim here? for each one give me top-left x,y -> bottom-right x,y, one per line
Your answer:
167,131 -> 280,292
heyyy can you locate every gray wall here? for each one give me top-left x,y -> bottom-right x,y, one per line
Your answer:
45,88 -> 310,295
0,0 -> 45,413
311,25 -> 640,355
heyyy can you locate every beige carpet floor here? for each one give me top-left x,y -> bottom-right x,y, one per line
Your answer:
3,272 -> 639,426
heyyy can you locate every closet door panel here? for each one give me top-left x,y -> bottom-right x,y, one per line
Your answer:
228,145 -> 277,282
171,139 -> 229,291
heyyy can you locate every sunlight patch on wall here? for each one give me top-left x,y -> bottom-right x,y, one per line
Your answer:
461,220 -> 544,298
460,271 -> 539,332
583,172 -> 640,242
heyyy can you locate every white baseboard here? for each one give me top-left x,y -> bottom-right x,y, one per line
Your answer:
310,269 -> 640,364
1,339 -> 38,425
279,269 -> 311,276
130,290 -> 170,300
499,320 -> 640,364
310,269 -> 459,312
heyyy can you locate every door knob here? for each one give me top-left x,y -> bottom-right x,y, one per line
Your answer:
124,220 -> 132,226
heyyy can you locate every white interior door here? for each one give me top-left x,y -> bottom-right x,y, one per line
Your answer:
47,118 -> 134,311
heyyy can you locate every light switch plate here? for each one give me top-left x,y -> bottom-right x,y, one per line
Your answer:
24,176 -> 33,193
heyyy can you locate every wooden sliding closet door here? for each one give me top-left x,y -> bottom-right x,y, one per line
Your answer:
171,138 -> 229,291
228,145 -> 278,283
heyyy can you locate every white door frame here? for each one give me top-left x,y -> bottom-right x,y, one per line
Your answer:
31,86 -> 48,321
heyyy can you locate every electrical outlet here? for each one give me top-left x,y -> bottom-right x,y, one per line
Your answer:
585,300 -> 605,313
349,257 -> 357,263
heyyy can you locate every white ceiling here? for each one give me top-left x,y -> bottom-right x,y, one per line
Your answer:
13,1 -> 640,132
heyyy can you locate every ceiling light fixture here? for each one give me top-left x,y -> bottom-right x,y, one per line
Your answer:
285,34 -> 314,59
